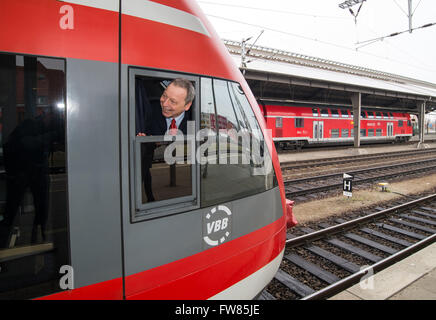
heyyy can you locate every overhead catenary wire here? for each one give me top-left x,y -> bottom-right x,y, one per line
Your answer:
356,21 -> 436,46
206,13 -> 436,77
198,0 -> 348,20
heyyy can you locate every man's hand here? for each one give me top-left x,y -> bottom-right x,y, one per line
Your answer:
137,132 -> 146,136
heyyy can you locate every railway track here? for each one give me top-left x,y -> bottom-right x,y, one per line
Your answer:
259,193 -> 436,300
277,138 -> 436,154
284,158 -> 436,200
281,148 -> 436,171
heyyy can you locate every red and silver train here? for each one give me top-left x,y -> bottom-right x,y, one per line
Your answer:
0,0 -> 296,299
260,101 -> 413,149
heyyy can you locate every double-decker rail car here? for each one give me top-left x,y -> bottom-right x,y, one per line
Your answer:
0,0 -> 296,300
260,102 -> 413,149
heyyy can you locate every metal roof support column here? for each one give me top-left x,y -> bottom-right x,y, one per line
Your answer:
351,92 -> 361,148
418,101 -> 426,146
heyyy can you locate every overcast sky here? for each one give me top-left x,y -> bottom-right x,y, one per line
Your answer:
198,0 -> 436,85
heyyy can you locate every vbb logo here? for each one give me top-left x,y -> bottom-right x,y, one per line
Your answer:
203,205 -> 232,247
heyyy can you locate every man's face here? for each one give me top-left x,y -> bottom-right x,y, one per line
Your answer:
160,83 -> 192,119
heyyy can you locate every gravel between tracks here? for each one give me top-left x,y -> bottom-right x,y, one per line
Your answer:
291,173 -> 436,224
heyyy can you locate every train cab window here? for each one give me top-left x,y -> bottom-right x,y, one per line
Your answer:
407,120 -> 412,127
0,53 -> 68,299
320,108 -> 329,117
312,108 -> 319,117
331,109 -> 339,118
200,79 -> 276,207
295,118 -> 304,128
275,117 -> 283,128
398,120 -> 403,127
131,69 -> 199,220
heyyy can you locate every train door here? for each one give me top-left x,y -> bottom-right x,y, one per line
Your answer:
313,121 -> 324,141
387,122 -> 394,137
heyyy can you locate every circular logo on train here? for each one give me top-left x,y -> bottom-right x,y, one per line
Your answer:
203,205 -> 232,247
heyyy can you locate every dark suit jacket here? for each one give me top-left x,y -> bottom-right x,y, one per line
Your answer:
138,98 -> 192,170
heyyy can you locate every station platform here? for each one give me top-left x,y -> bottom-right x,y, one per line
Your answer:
329,242 -> 436,300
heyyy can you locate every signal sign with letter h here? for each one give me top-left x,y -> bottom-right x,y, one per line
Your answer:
343,173 -> 353,197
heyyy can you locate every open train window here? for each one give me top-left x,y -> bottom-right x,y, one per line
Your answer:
129,68 -> 199,221
0,53 -> 68,299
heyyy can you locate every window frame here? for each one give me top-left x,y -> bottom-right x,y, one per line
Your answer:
340,109 -> 349,118
128,67 -> 200,222
330,109 -> 340,118
331,128 -> 340,138
0,52 -> 69,299
295,117 -> 304,128
341,128 -> 349,137
320,108 -> 329,117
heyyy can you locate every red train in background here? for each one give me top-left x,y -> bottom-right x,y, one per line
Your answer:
260,101 -> 413,149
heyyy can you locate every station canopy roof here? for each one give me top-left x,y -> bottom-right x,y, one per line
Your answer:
224,40 -> 436,114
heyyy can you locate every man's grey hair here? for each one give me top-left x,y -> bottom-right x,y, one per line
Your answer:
170,78 -> 195,105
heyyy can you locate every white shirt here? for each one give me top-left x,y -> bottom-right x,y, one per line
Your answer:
165,112 -> 185,131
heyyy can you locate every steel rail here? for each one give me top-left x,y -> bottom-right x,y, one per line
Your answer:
286,193 -> 436,247
281,148 -> 436,170
284,157 -> 436,185
286,162 -> 436,198
301,233 -> 436,300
